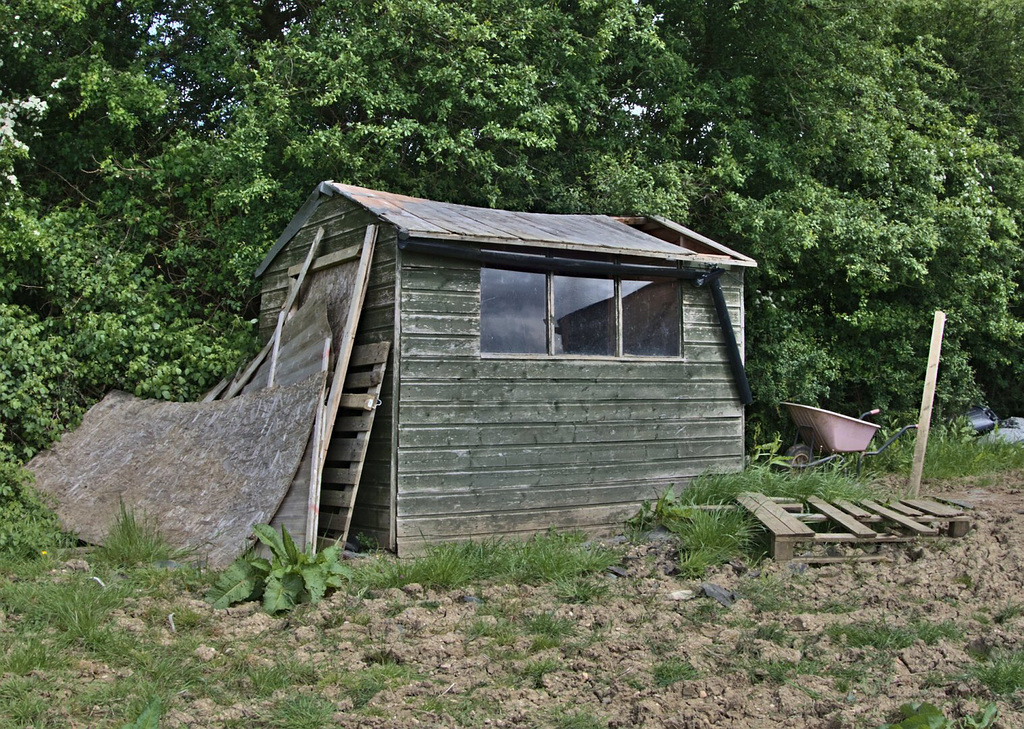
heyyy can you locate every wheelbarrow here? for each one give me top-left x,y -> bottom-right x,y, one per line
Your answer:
781,402 -> 918,473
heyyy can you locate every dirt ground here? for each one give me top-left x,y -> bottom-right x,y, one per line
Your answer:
126,476 -> 1024,728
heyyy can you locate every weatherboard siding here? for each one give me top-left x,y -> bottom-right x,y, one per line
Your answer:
393,248 -> 746,554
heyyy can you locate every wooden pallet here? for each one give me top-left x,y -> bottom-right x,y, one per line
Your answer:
736,492 -> 970,563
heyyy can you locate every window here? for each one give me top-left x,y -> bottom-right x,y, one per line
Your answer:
480,266 -> 682,357
480,268 -> 547,353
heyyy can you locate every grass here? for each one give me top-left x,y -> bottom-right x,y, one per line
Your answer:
94,501 -> 189,569
970,652 -> 1024,695
350,531 -> 620,591
269,694 -> 336,728
671,466 -> 882,506
652,658 -> 699,686
339,664 -> 416,709
521,657 -> 562,688
526,612 -> 577,652
826,620 -> 961,651
863,418 -> 1024,478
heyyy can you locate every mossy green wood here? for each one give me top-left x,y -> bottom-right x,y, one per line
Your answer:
392,251 -> 746,554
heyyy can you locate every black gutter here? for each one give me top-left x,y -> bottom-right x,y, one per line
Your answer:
398,238 -> 753,406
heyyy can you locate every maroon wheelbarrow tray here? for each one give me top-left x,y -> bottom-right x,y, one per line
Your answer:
782,402 -> 918,472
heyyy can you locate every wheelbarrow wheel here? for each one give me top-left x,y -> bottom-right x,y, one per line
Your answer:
785,444 -> 813,467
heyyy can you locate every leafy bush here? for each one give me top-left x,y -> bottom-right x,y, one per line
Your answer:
207,525 -> 352,614
0,461 -> 74,557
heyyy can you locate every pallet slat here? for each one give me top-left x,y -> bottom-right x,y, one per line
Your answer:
860,500 -> 939,536
736,492 -> 815,536
807,496 -> 878,538
318,341 -> 391,545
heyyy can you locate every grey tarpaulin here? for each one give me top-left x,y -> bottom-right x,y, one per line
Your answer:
27,373 -> 326,567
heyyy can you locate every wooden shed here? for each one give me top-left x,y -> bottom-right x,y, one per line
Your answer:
255,183 -> 757,555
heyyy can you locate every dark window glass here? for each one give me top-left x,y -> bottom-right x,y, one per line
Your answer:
480,268 -> 547,353
553,275 -> 615,355
622,279 -> 681,356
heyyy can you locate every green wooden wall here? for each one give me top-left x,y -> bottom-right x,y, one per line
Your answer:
393,247 -> 746,554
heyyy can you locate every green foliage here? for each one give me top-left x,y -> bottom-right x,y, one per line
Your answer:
879,701 -> 998,729
0,461 -> 74,557
207,525 -> 352,614
3,0 -> 1024,457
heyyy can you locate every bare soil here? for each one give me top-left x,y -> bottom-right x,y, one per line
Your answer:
52,476 -> 1024,728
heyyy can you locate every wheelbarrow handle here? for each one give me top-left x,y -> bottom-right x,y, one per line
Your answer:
859,408 -> 882,420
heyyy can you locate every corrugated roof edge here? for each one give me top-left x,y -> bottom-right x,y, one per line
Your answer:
254,182 -> 756,278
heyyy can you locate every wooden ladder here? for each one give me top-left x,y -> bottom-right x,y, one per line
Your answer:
315,341 -> 391,547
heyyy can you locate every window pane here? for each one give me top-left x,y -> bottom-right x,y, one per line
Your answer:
553,275 -> 615,355
622,279 -> 680,356
480,268 -> 547,353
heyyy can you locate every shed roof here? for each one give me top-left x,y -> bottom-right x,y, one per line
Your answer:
255,182 -> 755,278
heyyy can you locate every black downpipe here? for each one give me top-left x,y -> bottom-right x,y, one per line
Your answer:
693,269 -> 753,406
398,239 -> 753,406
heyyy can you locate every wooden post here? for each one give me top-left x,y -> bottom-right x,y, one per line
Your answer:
908,311 -> 946,497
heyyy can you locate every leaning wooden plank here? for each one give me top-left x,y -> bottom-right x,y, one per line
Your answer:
287,243 -> 362,277
807,496 -> 878,538
26,374 -> 325,568
318,226 -> 378,470
223,338 -> 274,399
270,227 -> 325,387
860,500 -> 939,536
900,499 -> 964,518
736,492 -> 815,537
305,338 -> 332,548
201,376 -> 231,402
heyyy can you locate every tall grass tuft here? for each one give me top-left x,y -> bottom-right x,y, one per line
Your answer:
863,417 -> 1024,478
674,466 -> 881,506
94,502 -> 184,569
351,532 -> 619,591
971,651 -> 1024,695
